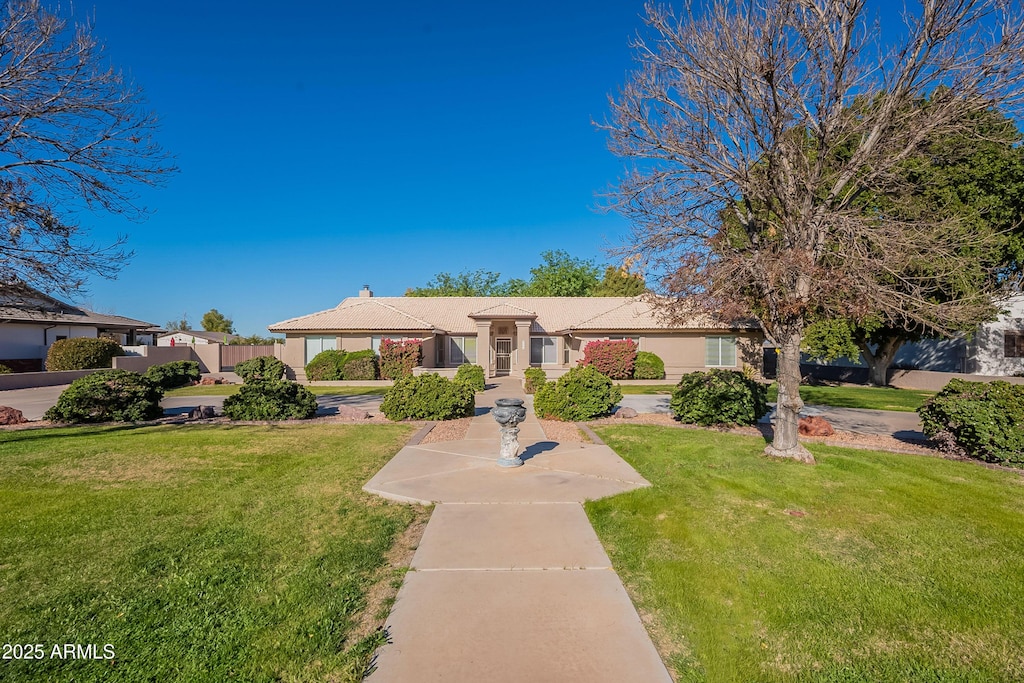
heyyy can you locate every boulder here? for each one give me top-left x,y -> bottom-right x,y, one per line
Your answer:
615,406 -> 638,419
0,406 -> 27,425
798,415 -> 834,437
189,405 -> 217,419
337,405 -> 370,420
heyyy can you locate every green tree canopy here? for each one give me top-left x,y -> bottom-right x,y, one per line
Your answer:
200,309 -> 234,334
523,250 -> 600,297
165,315 -> 189,332
593,265 -> 646,297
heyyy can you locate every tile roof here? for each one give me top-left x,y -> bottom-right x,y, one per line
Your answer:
269,297 -> 757,334
0,286 -> 153,329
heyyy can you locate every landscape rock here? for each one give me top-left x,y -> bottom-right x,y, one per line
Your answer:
199,377 -> 225,386
799,415 -> 834,437
189,405 -> 217,419
615,407 -> 638,419
337,405 -> 371,420
0,406 -> 28,425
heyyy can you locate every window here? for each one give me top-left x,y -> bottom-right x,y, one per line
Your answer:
305,335 -> 337,363
705,336 -> 737,367
530,336 -> 557,364
1005,332 -> 1024,358
371,335 -> 382,353
564,337 -> 571,364
449,336 -> 477,364
435,335 -> 445,366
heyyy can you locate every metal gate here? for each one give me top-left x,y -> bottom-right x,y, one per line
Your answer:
495,338 -> 512,375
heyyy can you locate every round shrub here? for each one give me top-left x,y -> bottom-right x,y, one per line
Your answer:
380,373 -> 475,421
342,350 -> 379,380
533,365 -> 622,421
305,350 -> 348,381
580,339 -> 637,380
524,367 -> 547,394
454,363 -> 485,392
918,379 -> 1024,466
45,337 -> 123,371
633,351 -> 665,380
144,360 -> 201,389
222,380 -> 318,420
44,370 -> 164,423
670,369 -> 768,426
235,355 -> 286,383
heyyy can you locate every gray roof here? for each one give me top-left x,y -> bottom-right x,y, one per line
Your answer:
0,285 -> 154,329
158,330 -> 241,343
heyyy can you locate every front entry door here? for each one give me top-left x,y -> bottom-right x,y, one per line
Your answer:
495,338 -> 512,375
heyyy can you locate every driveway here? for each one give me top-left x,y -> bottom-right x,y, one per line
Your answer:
2,386 -> 384,421
617,395 -> 924,440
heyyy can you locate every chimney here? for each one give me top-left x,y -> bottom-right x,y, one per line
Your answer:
359,284 -> 373,298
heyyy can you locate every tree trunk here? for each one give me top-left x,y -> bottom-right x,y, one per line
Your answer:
765,331 -> 815,464
858,335 -> 905,387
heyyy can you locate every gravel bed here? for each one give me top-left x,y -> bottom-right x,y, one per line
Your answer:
538,419 -> 587,443
419,417 -> 472,444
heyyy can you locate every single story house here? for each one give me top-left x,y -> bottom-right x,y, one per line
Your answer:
157,330 -> 240,346
268,287 -> 763,380
0,285 -> 154,372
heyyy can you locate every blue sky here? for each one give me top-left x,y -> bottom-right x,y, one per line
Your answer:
72,1 -> 647,335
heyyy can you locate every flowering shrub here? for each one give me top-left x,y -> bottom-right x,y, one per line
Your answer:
379,339 -> 422,379
579,339 -> 637,380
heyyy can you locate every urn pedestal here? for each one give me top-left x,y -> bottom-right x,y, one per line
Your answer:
492,398 -> 527,468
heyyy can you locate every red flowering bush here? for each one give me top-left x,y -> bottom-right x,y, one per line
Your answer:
579,339 -> 637,380
379,338 -> 423,379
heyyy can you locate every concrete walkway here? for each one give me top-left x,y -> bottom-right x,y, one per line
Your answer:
364,377 -> 672,682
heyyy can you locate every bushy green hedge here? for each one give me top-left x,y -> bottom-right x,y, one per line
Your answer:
45,337 -> 123,371
524,368 -> 546,394
454,364 -> 485,392
580,339 -> 637,380
305,350 -> 347,381
342,350 -> 378,380
533,365 -> 622,421
670,369 -> 768,426
222,380 -> 318,420
235,355 -> 286,383
918,379 -> 1024,466
380,373 -> 475,421
144,360 -> 201,389
633,351 -> 665,380
44,370 -> 164,423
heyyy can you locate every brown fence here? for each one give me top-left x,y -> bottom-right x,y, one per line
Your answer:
220,345 -> 278,370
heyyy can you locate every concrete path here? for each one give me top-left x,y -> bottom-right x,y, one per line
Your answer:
364,377 -> 672,683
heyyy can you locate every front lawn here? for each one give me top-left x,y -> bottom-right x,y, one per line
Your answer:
165,384 -> 389,397
0,423 -> 422,682
588,426 -> 1024,682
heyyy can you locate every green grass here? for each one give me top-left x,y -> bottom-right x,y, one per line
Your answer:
621,382 -> 935,410
0,423 -> 422,682
165,384 -> 389,397
765,384 -> 935,412
588,425 -> 1024,683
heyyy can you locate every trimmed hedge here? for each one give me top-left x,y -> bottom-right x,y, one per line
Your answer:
235,355 -> 286,383
305,350 -> 348,381
45,337 -> 123,371
380,373 -> 475,421
524,368 -> 547,394
222,380 -> 318,420
580,339 -> 637,380
918,379 -> 1024,466
533,365 -> 622,421
342,350 -> 379,380
633,351 -> 665,380
44,370 -> 164,423
379,339 -> 423,380
144,360 -> 201,389
670,369 -> 768,426
454,364 -> 485,392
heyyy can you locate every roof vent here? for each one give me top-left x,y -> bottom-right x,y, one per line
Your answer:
359,285 -> 373,298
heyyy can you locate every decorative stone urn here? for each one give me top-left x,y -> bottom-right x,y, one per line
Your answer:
492,398 -> 527,468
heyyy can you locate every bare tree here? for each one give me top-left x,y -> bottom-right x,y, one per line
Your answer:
603,0 -> 1024,462
0,0 -> 174,298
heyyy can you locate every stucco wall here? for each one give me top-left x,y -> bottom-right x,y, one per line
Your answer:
969,296 -> 1024,376
0,324 -> 48,358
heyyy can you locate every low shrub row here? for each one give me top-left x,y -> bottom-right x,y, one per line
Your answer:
305,349 -> 379,381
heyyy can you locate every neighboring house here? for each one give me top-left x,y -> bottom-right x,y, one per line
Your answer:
0,285 -> 154,372
268,287 -> 763,380
157,330 -> 240,346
